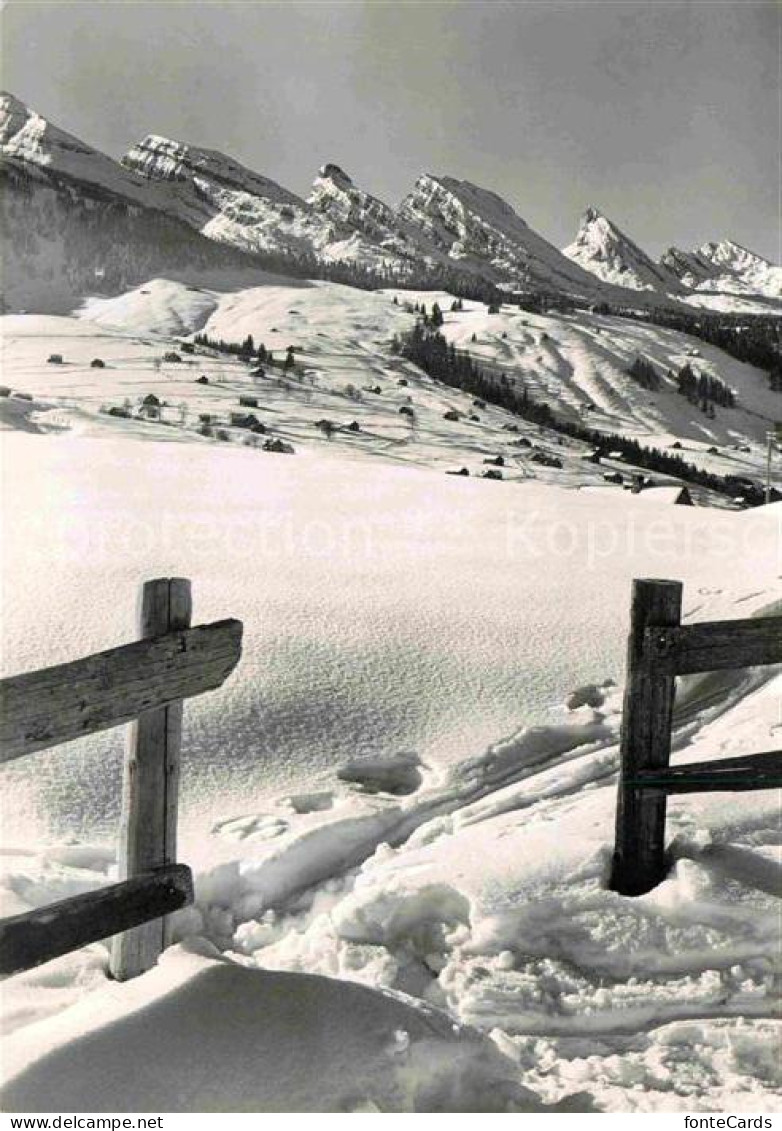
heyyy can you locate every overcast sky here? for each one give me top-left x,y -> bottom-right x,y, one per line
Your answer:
2,0 -> 778,260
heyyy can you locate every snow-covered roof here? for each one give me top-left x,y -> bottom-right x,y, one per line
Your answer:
632,485 -> 692,504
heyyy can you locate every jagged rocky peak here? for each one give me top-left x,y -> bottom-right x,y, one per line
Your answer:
0,93 -> 268,314
398,173 -> 609,297
575,205 -> 622,239
697,238 -> 772,274
661,238 -> 780,298
309,162 -> 365,212
0,91 -> 169,210
308,162 -> 425,260
563,205 -> 683,293
566,205 -> 639,259
122,134 -> 413,269
0,91 -> 37,145
309,162 -> 389,216
122,134 -> 193,183
662,240 -> 772,278
660,245 -> 713,284
1,90 -> 101,167
400,174 -> 532,242
317,162 -> 353,187
123,134 -> 304,206
398,174 -> 530,265
310,166 -> 502,274
439,176 -> 531,228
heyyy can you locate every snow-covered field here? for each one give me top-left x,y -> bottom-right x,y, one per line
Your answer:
1,278 -> 776,493
0,279 -> 780,1112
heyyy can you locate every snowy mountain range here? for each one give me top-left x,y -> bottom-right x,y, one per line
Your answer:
120,138 -> 622,301
1,91 -> 778,312
660,240 -> 782,298
562,209 -> 779,304
0,92 -> 271,311
121,137 -> 399,271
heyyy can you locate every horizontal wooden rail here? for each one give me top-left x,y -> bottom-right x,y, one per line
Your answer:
0,619 -> 242,762
643,616 -> 782,676
0,864 -> 193,977
627,749 -> 782,793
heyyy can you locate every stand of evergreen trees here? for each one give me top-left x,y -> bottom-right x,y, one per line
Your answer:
675,363 -> 735,410
514,286 -> 780,392
626,357 -> 661,391
516,291 -> 579,315
394,322 -> 765,506
768,357 -> 782,392
202,232 -> 508,305
611,307 -> 780,390
193,331 -> 266,359
392,322 -> 555,430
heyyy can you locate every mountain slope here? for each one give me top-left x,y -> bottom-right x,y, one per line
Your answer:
307,163 -> 450,269
661,239 -> 781,298
2,91 -> 777,313
0,93 -> 267,311
122,138 -> 408,273
397,175 -> 615,299
0,90 -> 163,208
563,206 -> 684,293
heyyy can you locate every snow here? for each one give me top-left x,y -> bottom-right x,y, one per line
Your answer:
123,134 -> 304,208
564,213 -> 782,310
0,92 -> 400,278
2,944 -> 547,1112
215,663 -> 781,1112
0,92 -> 164,210
80,279 -> 221,336
432,300 -> 778,465
1,281 -> 780,1112
1,414 -> 779,1110
2,422 -> 777,851
662,241 -> 782,301
398,174 -> 613,298
629,486 -> 691,505
121,135 -> 424,274
563,206 -> 683,293
696,240 -> 782,297
70,277 -> 779,483
4,91 -> 779,318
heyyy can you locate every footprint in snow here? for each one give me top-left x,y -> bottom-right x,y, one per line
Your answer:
280,791 -> 335,815
337,751 -> 423,796
566,681 -> 614,711
212,814 -> 289,842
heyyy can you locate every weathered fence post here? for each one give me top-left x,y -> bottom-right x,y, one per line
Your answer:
110,578 -> 192,980
610,578 -> 682,896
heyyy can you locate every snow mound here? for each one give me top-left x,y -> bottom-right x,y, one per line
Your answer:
1,945 -> 548,1113
79,279 -> 220,336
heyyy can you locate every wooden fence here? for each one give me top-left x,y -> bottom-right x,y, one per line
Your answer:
0,578 -> 242,980
1,573 -> 777,970
610,579 -> 782,895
